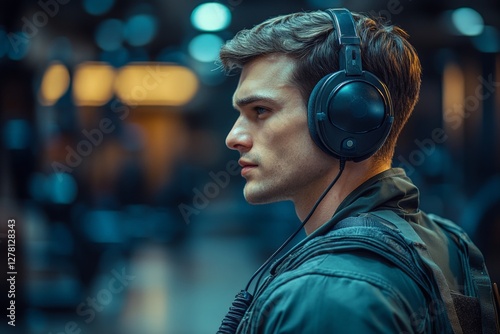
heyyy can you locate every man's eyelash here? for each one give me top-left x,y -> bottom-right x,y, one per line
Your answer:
254,106 -> 269,115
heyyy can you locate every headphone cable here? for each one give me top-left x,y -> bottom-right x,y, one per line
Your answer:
245,158 -> 346,292
217,159 -> 346,334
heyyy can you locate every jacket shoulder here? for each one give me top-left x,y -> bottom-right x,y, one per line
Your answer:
248,252 -> 429,333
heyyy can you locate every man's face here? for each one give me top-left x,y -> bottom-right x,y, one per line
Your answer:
226,54 -> 335,204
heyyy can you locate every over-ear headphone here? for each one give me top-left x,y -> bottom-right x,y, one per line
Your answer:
308,8 -> 394,162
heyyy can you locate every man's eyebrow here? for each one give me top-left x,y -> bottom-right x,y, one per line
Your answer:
233,95 -> 277,109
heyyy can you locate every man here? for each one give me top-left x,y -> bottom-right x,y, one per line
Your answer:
217,8 -> 499,333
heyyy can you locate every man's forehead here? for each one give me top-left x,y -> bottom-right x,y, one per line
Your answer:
239,54 -> 296,82
233,54 -> 297,104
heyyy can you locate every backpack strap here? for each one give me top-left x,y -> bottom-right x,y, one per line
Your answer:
370,210 -> 464,334
427,213 -> 500,334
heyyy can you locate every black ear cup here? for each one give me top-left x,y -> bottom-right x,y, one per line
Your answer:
307,9 -> 394,162
308,69 -> 393,161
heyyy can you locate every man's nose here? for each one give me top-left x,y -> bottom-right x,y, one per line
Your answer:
226,117 -> 252,152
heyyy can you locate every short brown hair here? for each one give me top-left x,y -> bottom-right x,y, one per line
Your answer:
219,9 -> 422,163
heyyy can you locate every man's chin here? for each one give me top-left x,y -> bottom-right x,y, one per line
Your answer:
244,196 -> 271,205
243,186 -> 281,205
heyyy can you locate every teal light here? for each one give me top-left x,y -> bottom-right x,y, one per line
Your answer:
191,2 -> 231,32
8,31 -> 30,60
472,26 -> 500,53
49,173 -> 78,204
188,33 -> 224,62
124,14 -> 158,47
3,119 -> 30,150
83,0 -> 115,16
451,8 -> 484,36
95,19 -> 124,51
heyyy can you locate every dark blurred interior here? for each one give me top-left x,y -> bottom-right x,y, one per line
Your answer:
0,0 -> 499,333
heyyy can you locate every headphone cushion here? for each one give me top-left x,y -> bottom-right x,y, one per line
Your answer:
307,73 -> 339,155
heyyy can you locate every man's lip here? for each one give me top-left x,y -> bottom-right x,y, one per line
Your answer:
239,160 -> 258,176
241,165 -> 256,176
238,159 -> 258,168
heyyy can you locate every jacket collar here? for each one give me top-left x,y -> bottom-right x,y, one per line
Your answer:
311,167 -> 419,238
270,167 -> 420,274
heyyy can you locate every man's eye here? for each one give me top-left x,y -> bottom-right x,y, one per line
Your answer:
254,107 -> 269,116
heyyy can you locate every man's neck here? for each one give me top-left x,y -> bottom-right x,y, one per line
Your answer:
293,160 -> 390,235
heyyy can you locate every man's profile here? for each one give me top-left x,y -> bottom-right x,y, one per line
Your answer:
216,8 -> 499,334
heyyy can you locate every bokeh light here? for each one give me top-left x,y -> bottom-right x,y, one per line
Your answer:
39,61 -> 71,106
472,26 -> 500,53
188,33 -> 224,62
451,7 -> 484,36
72,62 -> 115,106
191,2 -> 231,32
95,19 -> 124,51
48,173 -> 78,204
114,63 -> 199,106
83,0 -> 115,16
124,14 -> 158,47
7,31 -> 30,60
3,119 -> 31,150
28,172 -> 78,204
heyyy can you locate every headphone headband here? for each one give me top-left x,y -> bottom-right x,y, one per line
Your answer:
326,9 -> 360,46
326,8 -> 362,76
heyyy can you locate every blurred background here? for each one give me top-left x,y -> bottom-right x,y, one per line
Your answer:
0,0 -> 499,333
